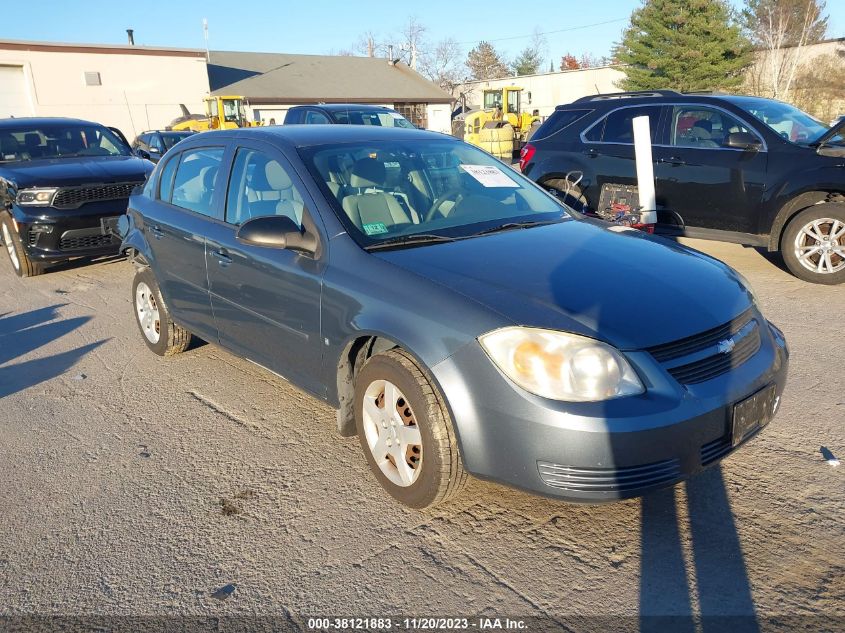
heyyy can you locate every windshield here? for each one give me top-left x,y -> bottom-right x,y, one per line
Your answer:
302,139 -> 567,247
332,109 -> 415,129
0,124 -> 131,162
730,97 -> 837,144
161,132 -> 192,150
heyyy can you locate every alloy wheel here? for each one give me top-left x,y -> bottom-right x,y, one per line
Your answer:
135,281 -> 161,344
793,217 -> 845,275
2,223 -> 20,271
361,379 -> 423,487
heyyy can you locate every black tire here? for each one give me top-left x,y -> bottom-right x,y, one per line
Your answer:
1,213 -> 45,277
354,349 -> 467,509
131,267 -> 192,356
781,203 -> 845,285
541,178 -> 589,213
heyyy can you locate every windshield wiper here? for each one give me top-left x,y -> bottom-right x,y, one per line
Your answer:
364,233 -> 457,251
471,218 -> 562,237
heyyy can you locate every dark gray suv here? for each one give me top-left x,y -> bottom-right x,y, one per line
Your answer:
120,125 -> 789,508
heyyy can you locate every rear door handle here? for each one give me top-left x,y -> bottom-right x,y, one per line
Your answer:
211,249 -> 232,267
148,224 -> 164,239
583,148 -> 599,158
658,156 -> 686,166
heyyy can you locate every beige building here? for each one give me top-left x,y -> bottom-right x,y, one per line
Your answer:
456,66 -> 626,118
207,50 -> 454,133
0,39 -> 210,140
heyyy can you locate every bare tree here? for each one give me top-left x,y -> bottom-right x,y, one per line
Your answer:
418,38 -> 466,95
743,0 -> 828,98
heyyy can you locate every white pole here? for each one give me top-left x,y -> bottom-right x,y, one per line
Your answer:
632,115 -> 657,225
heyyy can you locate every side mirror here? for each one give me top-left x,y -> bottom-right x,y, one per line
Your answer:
726,132 -> 762,151
149,146 -> 161,155
235,214 -> 317,255
135,149 -> 151,160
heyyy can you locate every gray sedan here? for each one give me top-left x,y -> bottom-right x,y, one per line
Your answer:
120,125 -> 789,508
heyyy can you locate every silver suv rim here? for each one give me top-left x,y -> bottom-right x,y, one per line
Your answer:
135,281 -> 161,344
2,223 -> 20,271
794,217 -> 845,274
362,379 -> 423,487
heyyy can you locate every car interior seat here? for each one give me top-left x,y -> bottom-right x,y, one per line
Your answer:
341,158 -> 412,231
688,120 -> 719,148
0,135 -> 21,161
23,133 -> 43,159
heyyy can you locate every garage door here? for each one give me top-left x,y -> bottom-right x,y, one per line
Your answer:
0,65 -> 31,118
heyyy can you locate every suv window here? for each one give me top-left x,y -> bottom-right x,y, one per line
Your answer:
284,109 -> 302,124
585,106 -> 662,144
169,147 -> 224,216
149,134 -> 165,153
158,154 -> 179,201
305,110 -> 331,124
225,148 -> 305,227
670,106 -> 758,148
533,109 -> 591,141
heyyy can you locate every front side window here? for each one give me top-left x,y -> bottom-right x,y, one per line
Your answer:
671,106 -> 757,148
0,124 -> 130,162
225,148 -> 305,227
169,147 -> 224,216
729,96 -> 836,144
302,139 -> 566,247
585,106 -> 662,144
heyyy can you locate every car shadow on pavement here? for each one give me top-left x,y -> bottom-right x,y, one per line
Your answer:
46,253 -> 126,274
0,304 -> 107,399
639,465 -> 759,633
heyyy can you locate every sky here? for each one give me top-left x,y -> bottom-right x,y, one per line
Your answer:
2,0 -> 844,71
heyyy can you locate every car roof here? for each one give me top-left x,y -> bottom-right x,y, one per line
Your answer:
139,129 -> 193,135
561,91 -> 776,110
0,117 -> 104,128
190,124 -> 448,148
290,104 -> 397,112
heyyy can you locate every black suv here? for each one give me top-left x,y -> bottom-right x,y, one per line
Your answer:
131,130 -> 194,163
521,90 -> 845,284
283,104 -> 416,128
0,117 -> 153,277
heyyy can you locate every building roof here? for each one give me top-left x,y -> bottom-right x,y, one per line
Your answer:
0,38 -> 205,58
208,50 -> 453,105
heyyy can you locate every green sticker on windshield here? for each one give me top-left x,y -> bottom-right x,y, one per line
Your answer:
363,222 -> 389,236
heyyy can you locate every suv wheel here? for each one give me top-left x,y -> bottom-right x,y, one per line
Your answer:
132,267 -> 192,355
541,178 -> 588,213
1,214 -> 45,278
354,349 -> 467,509
782,203 -> 845,284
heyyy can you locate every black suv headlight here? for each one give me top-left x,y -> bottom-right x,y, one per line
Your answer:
17,187 -> 58,206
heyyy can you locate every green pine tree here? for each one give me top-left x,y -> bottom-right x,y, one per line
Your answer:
615,0 -> 753,92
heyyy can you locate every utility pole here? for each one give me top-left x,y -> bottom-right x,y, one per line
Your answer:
202,18 -> 209,62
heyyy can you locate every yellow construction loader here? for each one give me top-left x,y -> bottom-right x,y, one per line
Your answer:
170,96 -> 260,132
462,87 -> 540,160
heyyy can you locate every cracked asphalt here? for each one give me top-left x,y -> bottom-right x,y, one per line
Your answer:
0,239 -> 842,629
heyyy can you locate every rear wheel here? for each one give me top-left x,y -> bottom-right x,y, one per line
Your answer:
354,349 -> 467,509
541,178 -> 589,213
1,214 -> 44,277
132,267 -> 192,355
781,204 -> 845,284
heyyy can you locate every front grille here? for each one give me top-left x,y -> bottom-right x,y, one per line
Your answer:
648,308 -> 754,362
537,458 -> 681,493
700,437 -> 733,467
53,182 -> 137,209
59,234 -> 117,251
647,309 -> 761,385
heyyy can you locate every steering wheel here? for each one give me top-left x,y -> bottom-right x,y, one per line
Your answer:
425,188 -> 464,222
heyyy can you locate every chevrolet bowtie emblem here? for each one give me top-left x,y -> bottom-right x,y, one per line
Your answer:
717,338 -> 736,354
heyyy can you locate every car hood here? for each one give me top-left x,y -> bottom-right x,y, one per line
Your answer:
375,219 -> 753,350
0,156 -> 152,188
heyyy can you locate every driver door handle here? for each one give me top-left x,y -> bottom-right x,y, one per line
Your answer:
211,249 -> 232,267
658,156 -> 686,166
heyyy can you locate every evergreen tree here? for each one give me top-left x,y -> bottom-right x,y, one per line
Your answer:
466,41 -> 510,80
615,0 -> 753,92
511,45 -> 543,76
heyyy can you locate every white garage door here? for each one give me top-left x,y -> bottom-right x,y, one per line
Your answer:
0,65 -> 31,118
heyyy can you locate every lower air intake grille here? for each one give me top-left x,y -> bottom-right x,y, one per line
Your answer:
59,234 -> 117,251
701,437 -> 733,466
537,458 -> 681,493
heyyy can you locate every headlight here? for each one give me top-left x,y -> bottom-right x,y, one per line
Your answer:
479,327 -> 645,402
17,188 -> 58,206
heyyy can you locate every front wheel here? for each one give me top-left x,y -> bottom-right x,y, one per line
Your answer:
1,214 -> 44,277
781,204 -> 845,284
132,267 -> 192,356
354,349 -> 467,509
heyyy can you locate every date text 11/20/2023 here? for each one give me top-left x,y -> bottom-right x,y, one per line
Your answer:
306,617 -> 527,630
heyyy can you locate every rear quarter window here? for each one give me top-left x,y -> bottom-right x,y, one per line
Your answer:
532,109 -> 591,141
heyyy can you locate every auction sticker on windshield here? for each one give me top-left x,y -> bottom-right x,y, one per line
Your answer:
460,164 -> 519,188
363,222 -> 389,236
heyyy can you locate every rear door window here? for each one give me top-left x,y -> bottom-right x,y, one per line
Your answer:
585,106 -> 663,144
169,147 -> 225,217
304,110 -> 331,124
